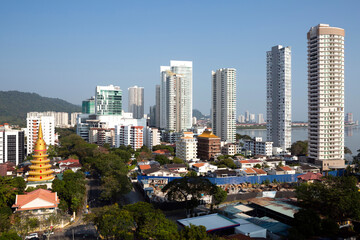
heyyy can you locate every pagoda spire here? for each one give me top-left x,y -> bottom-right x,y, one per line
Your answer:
27,122 -> 54,182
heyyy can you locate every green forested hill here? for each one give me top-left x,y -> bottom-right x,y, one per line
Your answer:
0,91 -> 81,126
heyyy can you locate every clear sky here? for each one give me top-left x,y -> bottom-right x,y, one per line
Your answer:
1,0 -> 359,121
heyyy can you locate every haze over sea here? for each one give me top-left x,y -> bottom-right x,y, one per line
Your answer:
237,126 -> 360,158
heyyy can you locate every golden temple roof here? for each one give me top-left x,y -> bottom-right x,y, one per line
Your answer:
198,129 -> 220,139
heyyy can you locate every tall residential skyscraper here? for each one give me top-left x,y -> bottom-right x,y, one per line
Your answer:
95,85 -> 122,115
128,85 -> 144,119
307,24 -> 345,170
211,68 -> 236,143
245,111 -> 250,123
257,114 -> 265,124
266,45 -> 292,152
155,85 -> 160,128
159,61 -> 193,132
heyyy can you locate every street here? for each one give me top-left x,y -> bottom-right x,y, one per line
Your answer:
42,178 -> 146,239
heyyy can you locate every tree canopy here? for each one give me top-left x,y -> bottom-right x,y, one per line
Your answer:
52,170 -> 86,213
290,140 -> 308,156
87,202 -> 179,240
162,177 -> 219,213
296,176 -> 360,221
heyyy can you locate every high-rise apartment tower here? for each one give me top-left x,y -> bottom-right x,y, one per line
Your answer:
128,86 -> 144,119
307,24 -> 345,170
266,45 -> 292,153
211,68 -> 236,143
159,61 -> 193,132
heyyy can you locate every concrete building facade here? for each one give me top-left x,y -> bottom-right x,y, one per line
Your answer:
307,24 -> 345,170
211,68 -> 236,143
0,124 -> 25,165
26,116 -> 55,155
176,132 -> 197,161
160,61 -> 193,132
128,86 -> 144,119
266,45 -> 292,152
197,129 -> 221,160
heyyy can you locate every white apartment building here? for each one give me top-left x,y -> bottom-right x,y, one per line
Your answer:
26,116 -> 55,155
176,132 -> 197,161
155,85 -> 161,128
307,24 -> 345,170
266,45 -> 292,153
249,114 -> 255,123
238,115 -> 245,123
89,128 -> 115,146
70,112 -> 81,127
221,143 -> 238,156
0,124 -> 25,165
144,127 -> 161,150
76,112 -> 147,146
160,61 -> 193,132
128,86 -> 144,119
244,137 -> 273,156
95,85 -> 122,115
257,114 -> 265,124
211,68 -> 236,143
27,112 -> 69,128
115,125 -> 144,150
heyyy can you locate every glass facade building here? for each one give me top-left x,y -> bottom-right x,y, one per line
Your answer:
95,85 -> 122,115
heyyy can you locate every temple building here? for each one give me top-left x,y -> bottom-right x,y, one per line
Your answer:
27,123 -> 54,189
197,128 -> 221,160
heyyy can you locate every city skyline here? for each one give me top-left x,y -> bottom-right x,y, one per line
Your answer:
1,1 -> 359,121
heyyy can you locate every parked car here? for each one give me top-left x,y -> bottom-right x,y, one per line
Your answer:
25,232 -> 39,239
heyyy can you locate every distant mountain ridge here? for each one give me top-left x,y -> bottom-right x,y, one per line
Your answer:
193,109 -> 208,119
0,91 -> 81,126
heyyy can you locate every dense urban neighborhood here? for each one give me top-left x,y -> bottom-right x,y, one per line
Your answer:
1,1 -> 360,239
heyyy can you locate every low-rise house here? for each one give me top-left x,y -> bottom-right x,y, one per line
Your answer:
16,165 -> 30,178
283,155 -> 298,161
241,168 -> 257,176
298,165 -> 321,174
142,167 -> 181,177
164,164 -> 188,174
12,189 -> 60,219
297,172 -> 323,183
138,160 -> 151,165
153,149 -> 172,156
241,168 -> 267,176
239,159 -> 263,169
263,159 -> 284,168
252,168 -> 267,176
58,159 -> 82,173
0,162 -> 15,176
190,162 -> 218,176
268,166 -> 295,175
211,169 -> 237,178
138,164 -> 151,175
253,155 -> 267,161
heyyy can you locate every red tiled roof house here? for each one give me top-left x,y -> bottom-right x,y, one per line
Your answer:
12,189 -> 60,218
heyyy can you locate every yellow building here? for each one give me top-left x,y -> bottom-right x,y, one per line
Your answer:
27,123 -> 54,182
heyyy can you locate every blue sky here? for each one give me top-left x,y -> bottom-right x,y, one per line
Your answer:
0,0 -> 359,121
